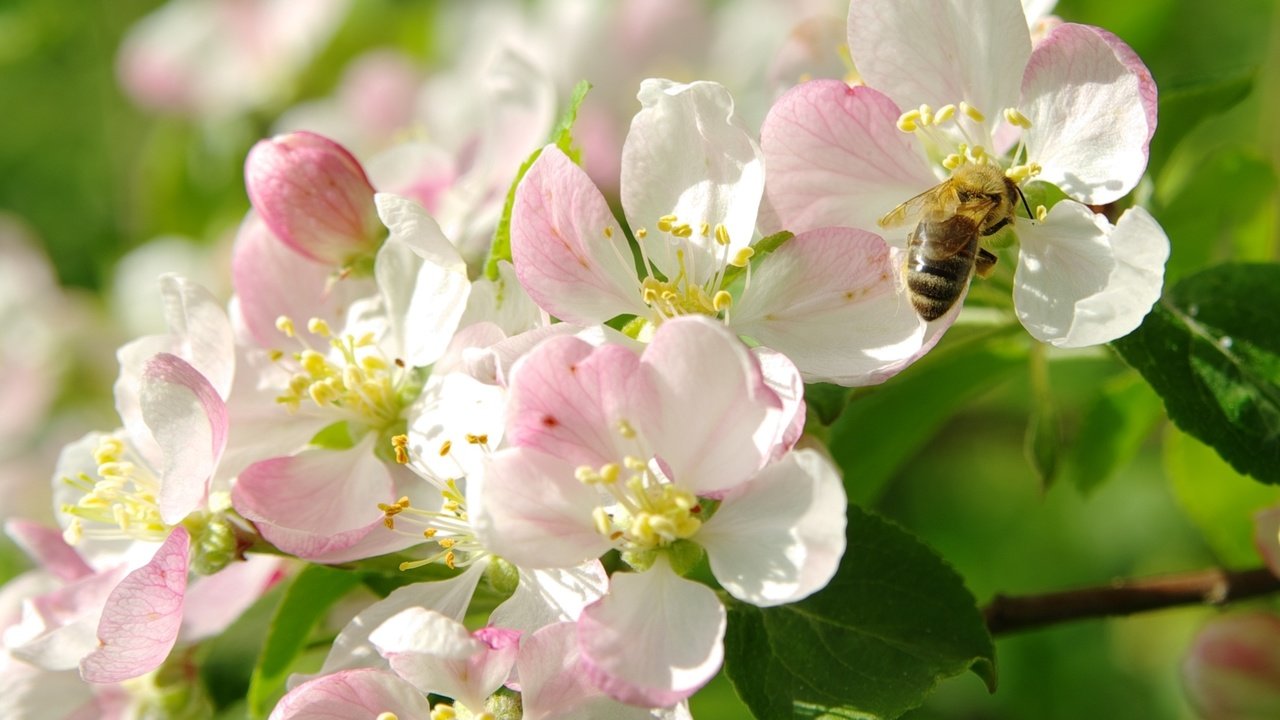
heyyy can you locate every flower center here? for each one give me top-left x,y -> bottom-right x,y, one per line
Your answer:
896,100 -> 1042,185
60,435 -> 168,545
378,434 -> 490,572
616,215 -> 750,327
270,316 -> 416,432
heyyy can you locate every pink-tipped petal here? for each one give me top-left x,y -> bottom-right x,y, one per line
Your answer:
847,0 -> 1031,128
621,79 -> 763,284
511,146 -> 646,325
506,334 -> 654,468
1021,23 -> 1157,205
371,608 -> 519,710
141,353 -> 227,525
519,622 -> 655,720
80,528 -> 189,683
374,192 -> 471,367
1182,612 -> 1280,720
231,442 -> 407,562
180,555 -> 283,642
230,213 -> 372,349
760,80 -> 937,235
1014,203 -> 1168,348
1255,507 -> 1280,578
156,274 -> 236,398
700,449 -> 847,606
269,668 -> 433,720
5,520 -> 92,582
471,449 -> 611,569
640,316 -> 776,494
7,565 -> 129,671
752,347 -> 807,460
578,560 -> 725,707
488,562 -> 610,634
734,227 -> 941,386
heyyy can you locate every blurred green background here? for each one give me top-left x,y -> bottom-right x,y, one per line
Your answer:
2,0 -> 1278,718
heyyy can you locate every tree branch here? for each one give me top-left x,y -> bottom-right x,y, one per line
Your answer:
984,566 -> 1280,636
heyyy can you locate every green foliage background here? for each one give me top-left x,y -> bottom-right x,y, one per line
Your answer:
1,0 -> 1278,718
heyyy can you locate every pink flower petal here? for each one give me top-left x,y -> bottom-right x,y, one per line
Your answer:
511,146 -> 646,325
488,562 -> 609,634
733,227 -> 943,386
1182,612 -> 1280,719
230,213 -> 374,349
847,0 -> 1031,131
471,448 -> 612,569
760,80 -> 936,235
231,442 -> 408,562
0,655 -> 97,720
141,353 -> 227,524
180,555 -> 283,642
7,565 -> 129,671
578,560 -> 725,707
505,334 -> 653,469
80,527 -> 190,683
519,622 -> 654,720
700,449 -> 847,606
1255,507 -> 1280,578
640,316 -> 777,494
156,274 -> 236,398
621,79 -> 763,284
1014,203 -> 1167,348
752,347 -> 806,461
1022,23 -> 1157,205
5,520 -> 92,582
269,668 -> 433,720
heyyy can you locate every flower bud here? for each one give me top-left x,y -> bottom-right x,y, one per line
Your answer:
245,131 -> 383,267
1183,612 -> 1280,719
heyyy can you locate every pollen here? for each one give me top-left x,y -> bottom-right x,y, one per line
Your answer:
60,436 -> 168,544
392,434 -> 409,464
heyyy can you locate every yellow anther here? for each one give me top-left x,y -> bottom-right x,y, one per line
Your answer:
600,463 -> 620,484
896,109 -> 921,133
917,103 -> 934,126
642,287 -> 660,305
636,227 -> 648,238
576,465 -> 601,484
933,104 -> 956,124
268,349 -> 284,362
967,145 -> 988,163
392,434 -> 409,464
93,438 -> 124,465
1035,204 -> 1048,222
444,550 -> 456,569
593,507 -> 613,536
657,215 -> 677,232
377,713 -> 399,720
275,316 -> 296,337
671,223 -> 693,238
356,332 -> 377,347
942,154 -> 964,170
308,383 -> 336,407
424,527 -> 437,538
699,222 -> 710,237
361,355 -> 387,371
439,440 -> 452,456
431,704 -> 457,720
307,318 -> 332,337
465,433 -> 489,445
300,350 -> 328,377
603,226 -> 614,239
438,538 -> 456,549
1003,107 -> 1033,129
624,455 -> 647,471
729,247 -> 755,267
713,290 -> 733,312
714,224 -> 730,246
617,419 -> 636,438
960,101 -> 985,123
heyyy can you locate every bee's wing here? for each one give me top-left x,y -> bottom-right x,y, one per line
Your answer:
877,182 -> 955,229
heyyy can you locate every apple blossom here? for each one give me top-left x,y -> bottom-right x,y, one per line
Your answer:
512,78 -> 946,385
1183,612 -> 1280,720
762,0 -> 1169,347
470,316 -> 846,705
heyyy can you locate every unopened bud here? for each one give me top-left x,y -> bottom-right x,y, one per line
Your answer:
1183,612 -> 1280,719
245,131 -> 383,266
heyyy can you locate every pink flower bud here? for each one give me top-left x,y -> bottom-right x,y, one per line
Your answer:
1183,612 -> 1280,719
245,131 -> 382,266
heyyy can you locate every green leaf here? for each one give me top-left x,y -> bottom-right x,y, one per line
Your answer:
1165,425 -> 1280,566
1147,70 -> 1254,175
1023,343 -> 1061,487
1112,263 -> 1280,485
803,383 -> 853,427
484,80 -> 592,280
247,565 -> 363,718
828,326 -> 1027,504
1063,371 -> 1164,495
724,506 -> 996,719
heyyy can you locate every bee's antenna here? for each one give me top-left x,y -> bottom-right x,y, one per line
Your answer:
1015,184 -> 1035,221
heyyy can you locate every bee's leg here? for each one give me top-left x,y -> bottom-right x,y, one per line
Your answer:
975,248 -> 998,278
981,216 -> 1011,236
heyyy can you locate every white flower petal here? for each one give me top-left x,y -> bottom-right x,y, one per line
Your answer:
1022,23 -> 1157,204
488,562 -> 609,634
848,0 -> 1031,129
1014,202 -> 1168,347
578,560 -> 725,707
622,79 -> 763,284
700,449 -> 847,606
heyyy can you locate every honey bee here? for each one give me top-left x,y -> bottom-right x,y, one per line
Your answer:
878,163 -> 1032,321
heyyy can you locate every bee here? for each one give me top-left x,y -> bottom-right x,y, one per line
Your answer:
878,163 -> 1032,321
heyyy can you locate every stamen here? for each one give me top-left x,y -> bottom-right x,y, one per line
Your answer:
1035,204 -> 1048,222
439,440 -> 452,456
1003,107 -> 1033,129
635,227 -> 648,239
603,226 -> 614,239
714,224 -> 730,247
275,316 -> 296,338
933,104 -> 956,124
960,101 -> 985,123
896,108 -> 922,133
617,419 -> 636,439
729,247 -> 754,268
713,290 -> 733,312
307,318 -> 332,337
699,222 -> 710,237
392,434 -> 409,464
671,223 -> 693,238
657,214 -> 677,233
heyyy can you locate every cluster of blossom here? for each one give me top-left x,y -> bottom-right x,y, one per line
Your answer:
1,0 -> 1172,717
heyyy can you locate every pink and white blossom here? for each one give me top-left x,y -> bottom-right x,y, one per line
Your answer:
762,0 -> 1169,347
